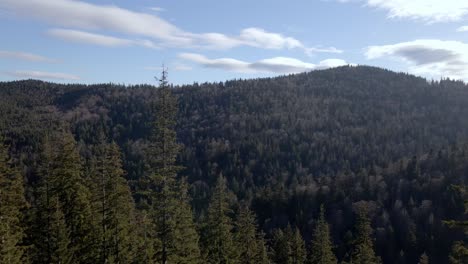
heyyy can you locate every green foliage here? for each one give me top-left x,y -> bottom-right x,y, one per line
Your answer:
449,241 -> 468,264
234,205 -> 265,264
30,132 -> 97,263
2,66 -> 468,263
202,175 -> 238,264
172,179 -> 202,264
271,229 -> 290,264
418,252 -> 429,264
271,226 -> 306,264
89,141 -> 139,263
308,205 -> 337,264
0,137 -> 27,264
350,208 -> 381,264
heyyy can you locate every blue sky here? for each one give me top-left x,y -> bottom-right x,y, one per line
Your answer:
1,0 -> 468,85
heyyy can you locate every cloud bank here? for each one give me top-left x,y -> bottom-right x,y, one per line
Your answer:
48,29 -> 159,48
0,0 -> 340,54
6,70 -> 80,80
0,50 -> 56,62
179,53 -> 350,74
366,39 -> 468,80
339,0 -> 468,23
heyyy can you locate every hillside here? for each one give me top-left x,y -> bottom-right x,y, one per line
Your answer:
1,65 -> 468,263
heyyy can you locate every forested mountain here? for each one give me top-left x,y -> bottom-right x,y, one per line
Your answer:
1,65 -> 467,263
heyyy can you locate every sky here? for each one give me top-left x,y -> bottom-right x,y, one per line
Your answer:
1,0 -> 468,85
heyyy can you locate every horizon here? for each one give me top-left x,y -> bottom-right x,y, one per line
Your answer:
1,0 -> 468,85
1,65 -> 464,87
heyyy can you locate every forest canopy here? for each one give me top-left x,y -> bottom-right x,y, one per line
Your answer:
1,66 -> 467,263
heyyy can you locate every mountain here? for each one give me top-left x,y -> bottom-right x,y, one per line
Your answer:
1,65 -> 467,263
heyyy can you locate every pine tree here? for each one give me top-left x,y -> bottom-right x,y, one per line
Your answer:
143,68 -> 201,264
287,225 -> 306,264
271,229 -> 289,264
29,135 -> 72,264
202,174 -> 238,264
0,137 -> 28,264
234,205 -> 259,264
350,208 -> 381,264
255,231 -> 270,264
449,241 -> 468,264
418,252 -> 429,264
171,178 -> 202,264
48,197 -> 73,264
31,132 -> 97,263
90,141 -> 138,263
308,205 -> 337,264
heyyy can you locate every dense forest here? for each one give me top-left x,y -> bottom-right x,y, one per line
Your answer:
0,65 -> 467,263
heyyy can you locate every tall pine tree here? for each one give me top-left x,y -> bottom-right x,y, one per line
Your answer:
144,68 -> 200,264
89,141 -> 139,263
30,132 -> 97,263
287,225 -> 306,264
308,205 -> 337,264
350,208 -> 381,264
202,174 -> 238,264
234,205 -> 259,264
0,136 -> 28,264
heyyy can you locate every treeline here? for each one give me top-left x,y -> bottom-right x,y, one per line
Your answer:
1,134 -> 387,264
1,66 -> 468,263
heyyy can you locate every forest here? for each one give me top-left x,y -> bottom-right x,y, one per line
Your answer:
0,65 -> 467,264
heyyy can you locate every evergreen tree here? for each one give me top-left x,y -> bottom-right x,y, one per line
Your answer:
202,174 -> 238,264
449,241 -> 468,264
171,178 -> 202,264
308,205 -> 337,264
90,141 -> 138,263
29,135 -> 72,264
255,231 -> 270,264
287,225 -> 306,264
350,208 -> 381,264
271,229 -> 289,264
0,137 -> 28,264
143,68 -> 201,264
418,252 -> 429,264
31,132 -> 97,263
234,205 -> 259,264
48,197 -> 73,264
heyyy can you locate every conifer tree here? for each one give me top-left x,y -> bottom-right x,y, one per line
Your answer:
418,252 -> 429,264
0,136 -> 28,264
90,141 -> 138,263
234,205 -> 259,264
449,241 -> 468,264
31,132 -> 97,263
308,205 -> 337,264
287,225 -> 306,264
271,229 -> 290,264
29,135 -> 72,264
143,68 -> 201,264
202,174 -> 238,264
48,197 -> 73,264
350,208 -> 381,264
255,231 -> 270,264
171,178 -> 202,264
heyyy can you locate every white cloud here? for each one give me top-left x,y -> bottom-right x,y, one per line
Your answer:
6,70 -> 80,80
178,53 -> 350,74
173,63 -> 192,71
149,7 -> 165,12
338,0 -> 468,23
0,0 -> 340,53
365,39 -> 468,80
239,28 -> 303,50
457,26 -> 468,32
0,50 -> 56,62
48,28 -> 159,48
